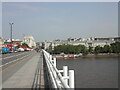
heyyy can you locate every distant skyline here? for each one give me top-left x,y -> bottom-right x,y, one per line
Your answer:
2,2 -> 118,42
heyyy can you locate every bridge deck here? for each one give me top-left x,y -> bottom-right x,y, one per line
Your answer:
2,51 -> 44,88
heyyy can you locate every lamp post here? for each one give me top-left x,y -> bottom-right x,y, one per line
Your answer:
9,23 -> 14,44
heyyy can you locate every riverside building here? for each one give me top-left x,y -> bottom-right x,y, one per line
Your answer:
23,36 -> 36,48
44,37 -> 120,50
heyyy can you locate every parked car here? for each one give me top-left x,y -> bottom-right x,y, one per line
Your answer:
17,48 -> 24,52
2,47 -> 11,54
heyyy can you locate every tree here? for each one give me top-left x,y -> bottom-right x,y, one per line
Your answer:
94,45 -> 103,54
110,42 -> 120,53
18,43 -> 29,48
21,43 -> 29,47
82,48 -> 88,56
75,45 -> 88,55
103,45 -> 110,53
53,44 -> 89,55
88,46 -> 93,54
75,45 -> 85,54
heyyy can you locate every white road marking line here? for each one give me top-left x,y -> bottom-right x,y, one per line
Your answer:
2,52 -> 30,60
0,53 -> 33,68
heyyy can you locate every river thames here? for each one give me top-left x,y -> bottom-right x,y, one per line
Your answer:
57,57 -> 119,88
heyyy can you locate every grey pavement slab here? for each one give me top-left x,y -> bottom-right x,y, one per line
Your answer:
2,53 -> 43,88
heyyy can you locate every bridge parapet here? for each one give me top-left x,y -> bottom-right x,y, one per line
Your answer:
42,49 -> 75,89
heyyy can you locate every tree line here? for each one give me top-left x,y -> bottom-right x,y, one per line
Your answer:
18,43 -> 29,48
47,42 -> 120,55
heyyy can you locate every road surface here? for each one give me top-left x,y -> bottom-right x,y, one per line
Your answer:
1,51 -> 44,89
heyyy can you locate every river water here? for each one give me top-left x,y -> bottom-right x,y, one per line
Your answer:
57,57 -> 119,88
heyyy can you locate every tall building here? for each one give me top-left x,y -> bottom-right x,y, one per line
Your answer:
23,36 -> 36,48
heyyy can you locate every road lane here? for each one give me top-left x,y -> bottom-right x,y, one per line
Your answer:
2,51 -> 36,82
1,51 -> 33,66
1,52 -> 33,68
2,51 -> 27,58
2,52 -> 29,60
2,51 -> 43,88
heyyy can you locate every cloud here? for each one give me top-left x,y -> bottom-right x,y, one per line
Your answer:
2,3 -> 48,17
2,0 -> 119,2
3,3 -> 39,11
3,12 -> 22,17
49,17 -> 64,23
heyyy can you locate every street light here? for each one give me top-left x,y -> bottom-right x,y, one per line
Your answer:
9,23 -> 14,43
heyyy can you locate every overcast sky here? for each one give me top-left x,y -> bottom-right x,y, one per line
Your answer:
2,2 -> 118,42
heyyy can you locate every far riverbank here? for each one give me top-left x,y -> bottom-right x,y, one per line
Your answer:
79,54 -> 120,58
52,53 -> 120,59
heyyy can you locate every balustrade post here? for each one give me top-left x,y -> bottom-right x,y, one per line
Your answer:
49,55 -> 52,61
63,66 -> 68,85
53,58 -> 56,67
69,70 -> 75,89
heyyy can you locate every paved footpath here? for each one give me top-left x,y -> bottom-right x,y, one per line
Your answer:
2,52 -> 44,88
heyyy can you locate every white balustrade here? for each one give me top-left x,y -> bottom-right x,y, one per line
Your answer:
42,49 -> 75,89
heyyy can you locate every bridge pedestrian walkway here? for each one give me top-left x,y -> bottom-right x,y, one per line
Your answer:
2,51 -> 44,88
